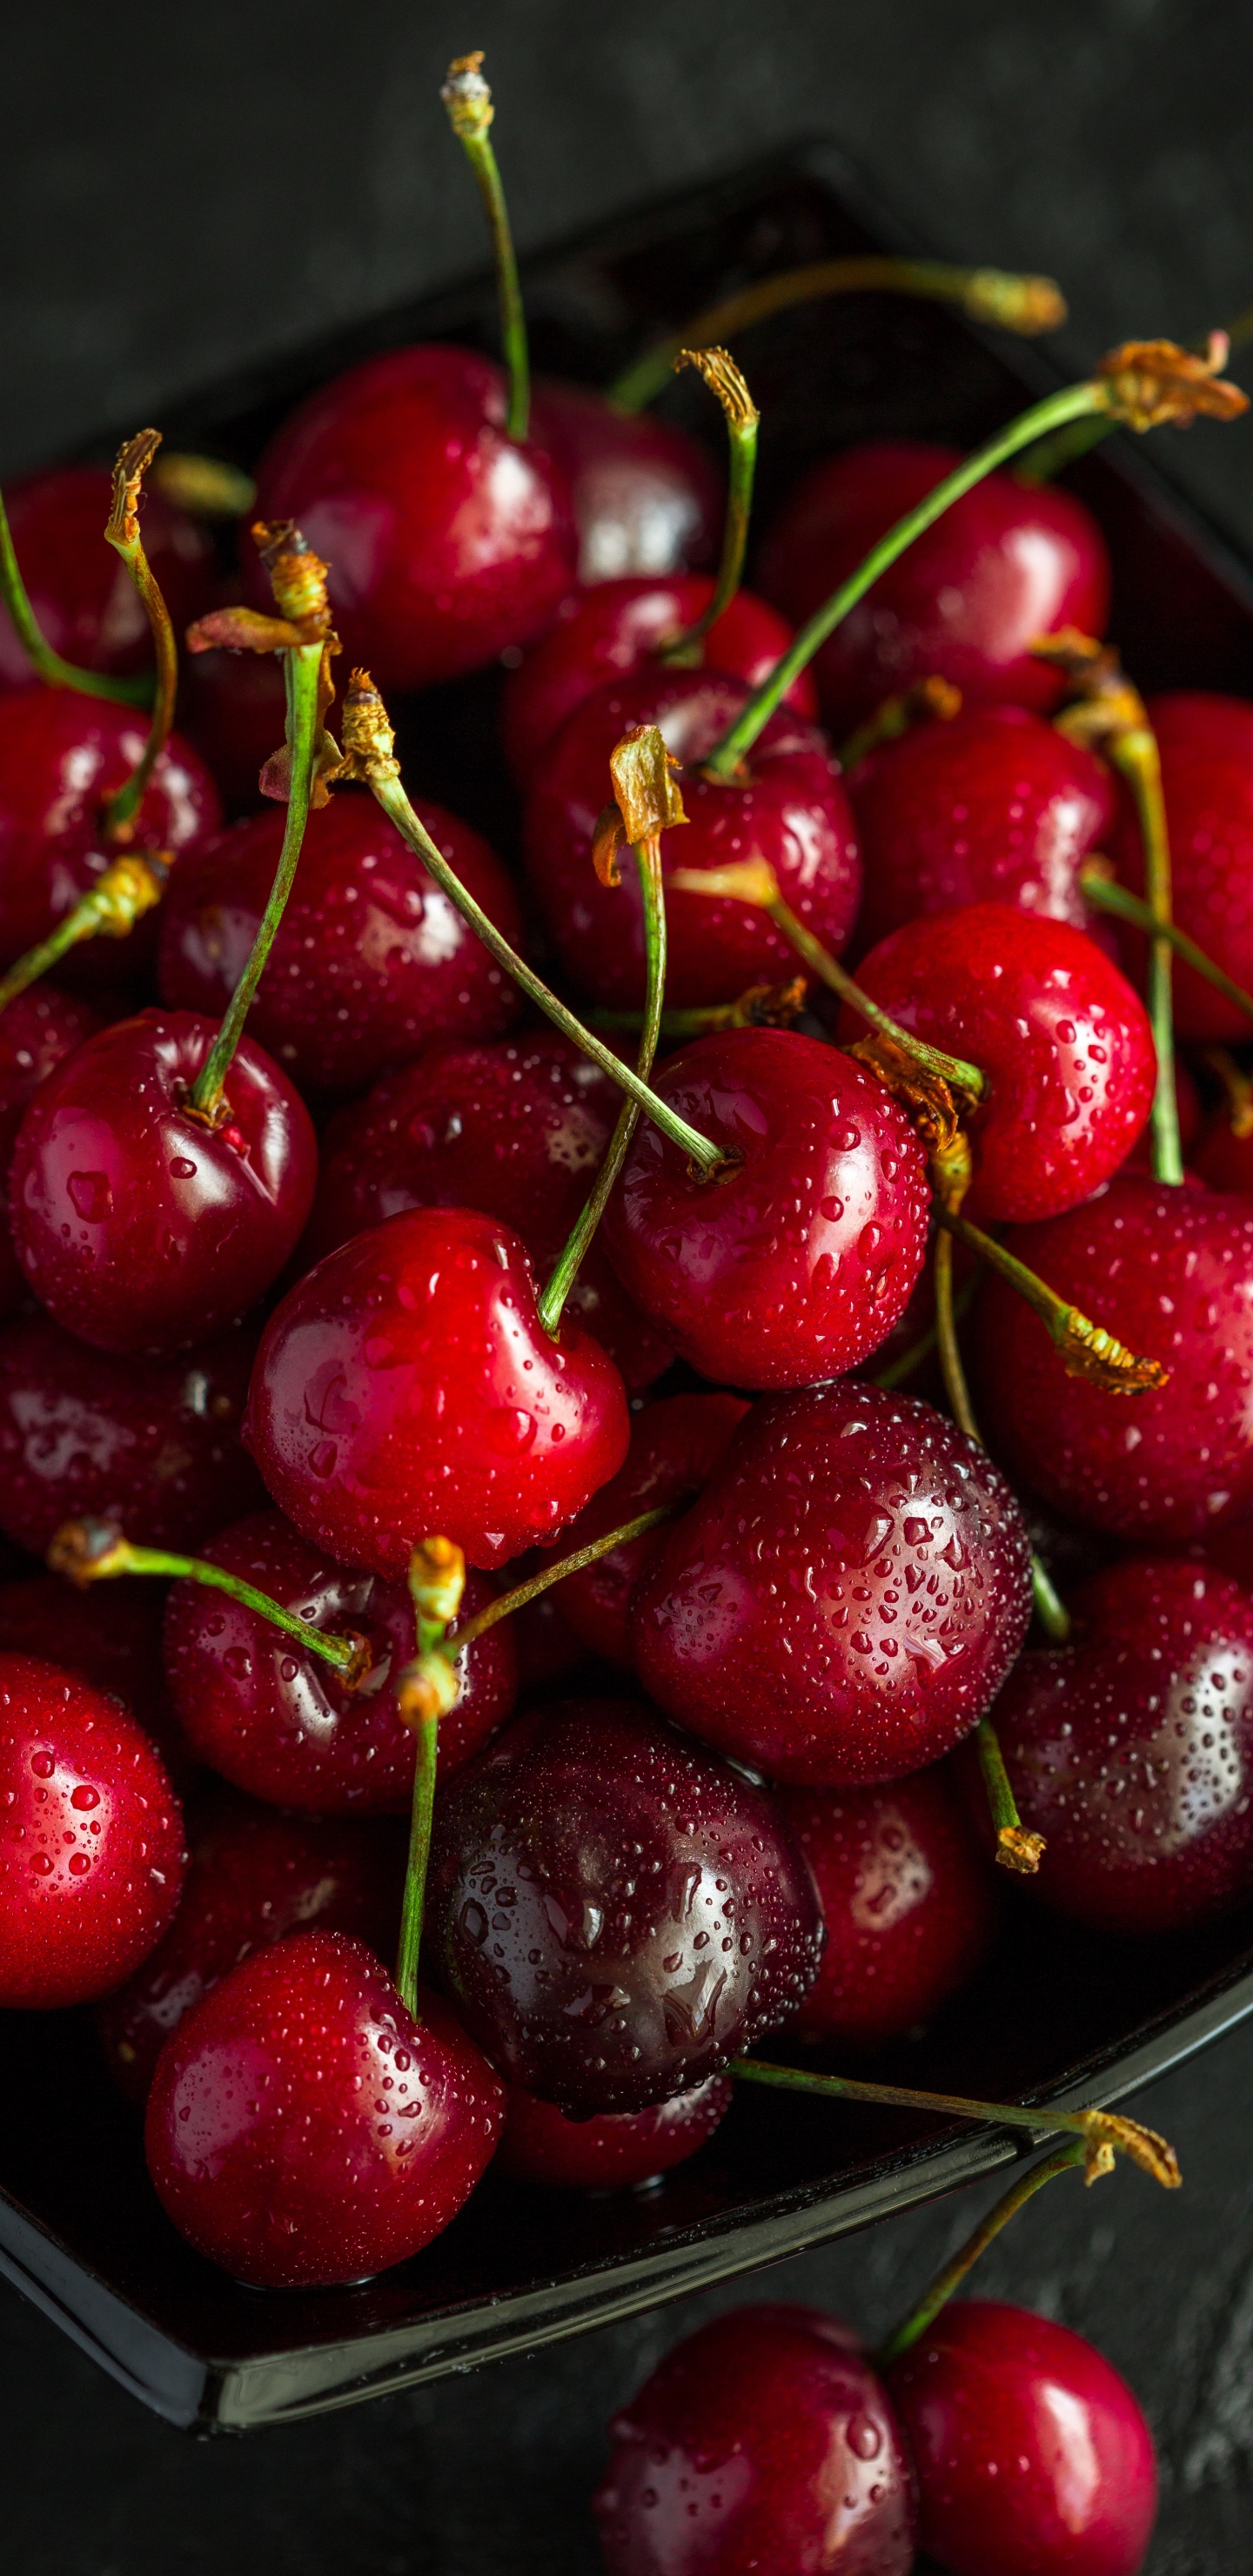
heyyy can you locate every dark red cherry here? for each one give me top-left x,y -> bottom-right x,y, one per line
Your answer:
974,1175 -> 1253,1540
426,1698 -> 823,2114
10,1009 -> 318,1354
758,438 -> 1109,733
600,1028 -> 930,1389
500,574 -> 816,785
0,1312 -> 264,1553
1110,691 -> 1253,1043
495,2073 -> 732,2191
595,2304 -> 916,2576
0,1573 -> 171,1749
0,983 -> 104,1321
528,378 -> 721,583
163,1507 -> 516,1811
300,1033 -> 672,1393
780,1765 -> 997,2049
1193,1092 -> 1253,1193
144,1929 -> 504,2287
178,614 -> 291,815
509,1582 -> 585,1694
247,1205 -> 630,1577
523,669 -> 860,1010
0,465 -> 214,690
251,345 -> 577,688
0,1654 -> 184,2008
843,904 -> 1156,1224
887,2299 -> 1156,2576
846,702 -> 1116,954
632,1381 -> 1031,1786
553,1392 -> 751,1663
157,787 -> 521,1099
97,1789 -> 404,2103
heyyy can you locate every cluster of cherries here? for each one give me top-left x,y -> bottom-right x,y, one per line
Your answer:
1,50 -> 1250,2574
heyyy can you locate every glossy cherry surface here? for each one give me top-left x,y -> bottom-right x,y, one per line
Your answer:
844,903 -> 1156,1224
529,378 -> 721,583
495,2073 -> 732,2190
0,1654 -> 184,2008
247,1205 -> 630,1577
632,1381 -> 1031,1785
144,1929 -> 504,2288
0,983 -> 103,1320
157,787 -> 521,1098
251,345 -> 577,688
758,438 -> 1110,732
0,464 -> 214,689
1111,691 -> 1253,1043
595,2303 -> 916,2576
887,2298 -> 1156,2576
426,1698 -> 823,2114
601,1028 -> 930,1389
523,669 -> 861,1010
553,1392 -> 751,1663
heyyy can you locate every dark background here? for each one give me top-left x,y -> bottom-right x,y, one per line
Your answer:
5,2 -> 1253,2568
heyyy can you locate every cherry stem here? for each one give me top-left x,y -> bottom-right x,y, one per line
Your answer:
660,350 -> 758,662
449,1505 -> 677,1651
933,1229 -> 1069,1650
101,435 -> 179,840
44,1519 -> 367,1680
731,2058 -> 1181,2188
590,977 -> 807,1038
0,486 -> 152,709
1108,728 -> 1183,1184
609,258 -> 1066,413
1083,869 -> 1253,1034
393,1541 -> 467,2022
395,1712 -> 438,2021
976,1714 -> 1047,1875
937,1204 -> 1169,1395
151,453 -> 257,519
875,2138 -> 1089,2369
442,56 -> 529,443
837,675 -> 962,773
0,854 -> 168,1018
1013,415 -> 1116,483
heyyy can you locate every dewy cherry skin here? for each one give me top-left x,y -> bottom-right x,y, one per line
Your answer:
527,378 -> 722,583
1111,690 -> 1253,1042
0,983 -> 103,1320
552,1392 -> 751,1663
495,2074 -> 733,2191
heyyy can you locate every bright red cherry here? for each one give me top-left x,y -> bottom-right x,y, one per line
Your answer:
553,1392 -> 751,1663
595,2304 -> 916,2575
887,2299 -> 1156,2576
523,669 -> 860,1010
758,438 -> 1109,732
247,1205 -> 630,1577
144,1929 -> 504,2287
528,378 -> 721,583
0,1573 -> 172,1751
631,1381 -> 1031,1786
0,1654 -> 184,2008
10,1009 -> 318,1354
0,983 -> 103,1321
1111,692 -> 1253,1042
0,465 -> 214,690
250,345 -> 578,688
163,1507 -> 516,1810
843,903 -> 1156,1224
495,2074 -> 732,2191
600,1028 -> 930,1389
426,1699 -> 823,2114
157,788 -> 521,1098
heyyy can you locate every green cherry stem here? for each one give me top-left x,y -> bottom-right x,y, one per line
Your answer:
730,2058 -> 1181,2188
45,1517 -> 368,1680
1112,727 -> 1183,1185
936,1204 -> 1168,1394
660,349 -> 759,662
975,1714 -> 1047,1875
1082,869 -> 1253,1030
0,853 -> 168,1018
875,2139 -> 1090,2370
452,1506 -> 676,1649
442,54 -> 529,442
0,487 -> 151,708
100,433 -> 180,840
932,1226 -> 1069,1653
1012,415 -> 1116,485
393,1541 -> 468,2021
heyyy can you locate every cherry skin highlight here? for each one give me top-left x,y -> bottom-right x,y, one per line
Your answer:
553,1392 -> 751,1664
887,2298 -> 1156,2576
0,1654 -> 184,2009
247,1205 -> 631,1578
0,463 -> 214,690
426,1699 -> 823,2114
0,983 -> 103,1321
1111,691 -> 1253,1043
528,378 -> 721,584
601,1028 -> 930,1390
594,2303 -> 916,2576
144,1929 -> 505,2288
495,2074 -> 732,2190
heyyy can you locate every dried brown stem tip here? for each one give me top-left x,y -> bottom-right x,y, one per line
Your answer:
1094,332 -> 1249,432
673,345 -> 760,429
850,1032 -> 966,1164
333,668 -> 400,783
1077,2108 -> 1181,2190
396,1653 -> 464,1730
408,1536 -> 466,1632
442,51 -> 493,138
594,724 -> 688,885
1057,1306 -> 1169,1392
46,1517 -> 127,1585
252,521 -> 334,632
106,429 -> 163,553
996,1823 -> 1048,1876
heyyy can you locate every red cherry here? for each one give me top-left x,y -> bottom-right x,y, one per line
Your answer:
757,438 -> 1109,732
528,378 -> 721,583
887,2299 -> 1156,2576
594,2304 -> 916,2576
0,465 -> 214,690
500,574 -> 816,785
508,1581 -> 585,1694
157,788 -> 521,1098
1110,692 -> 1253,1042
974,1174 -> 1253,1540
631,1381 -> 1031,1786
247,1205 -> 630,1577
553,1392 -> 751,1663
523,669 -> 860,1010
495,2074 -> 732,2191
0,1654 -> 184,2007
427,1699 -> 823,2114
0,983 -> 103,1321
780,1765 -> 997,2048
251,345 -> 577,688
144,1929 -> 504,2287
10,1009 -> 318,1354
163,1507 -> 516,1810
178,622 -> 291,815
1125,1054 -> 1202,1175
600,1028 -> 930,1389
0,1573 -> 172,1751
843,903 -> 1156,1224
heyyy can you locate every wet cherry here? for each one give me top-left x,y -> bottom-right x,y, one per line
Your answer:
495,2073 -> 732,2191
0,1573 -> 173,1754
0,983 -> 103,1321
553,1392 -> 751,1663
0,464 -> 214,690
1110,691 -> 1253,1042
528,377 -> 721,583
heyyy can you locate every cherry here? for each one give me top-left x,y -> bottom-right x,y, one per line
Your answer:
843,904 -> 1156,1224
594,2303 -> 916,2575
157,787 -> 522,1099
509,1581 -> 585,1694
631,1380 -> 1031,1786
10,1008 -> 318,1354
600,1027 -> 930,1389
0,1573 -> 171,1749
528,378 -> 722,583
0,983 -> 103,1320
845,702 -> 1116,954
553,1392 -> 751,1663
780,1765 -> 997,2049
1110,691 -> 1253,1042
247,1205 -> 631,1577
144,1928 -> 504,2287
887,2298 -> 1156,2576
162,1507 -> 516,1811
757,438 -> 1109,733
250,345 -> 578,688
0,1654 -> 184,2008
177,601 -> 291,815
974,1174 -> 1253,1540
524,668 -> 861,1010
426,1698 -> 823,2113
494,2072 -> 732,2191
0,464 -> 214,691
0,1312 -> 264,1553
